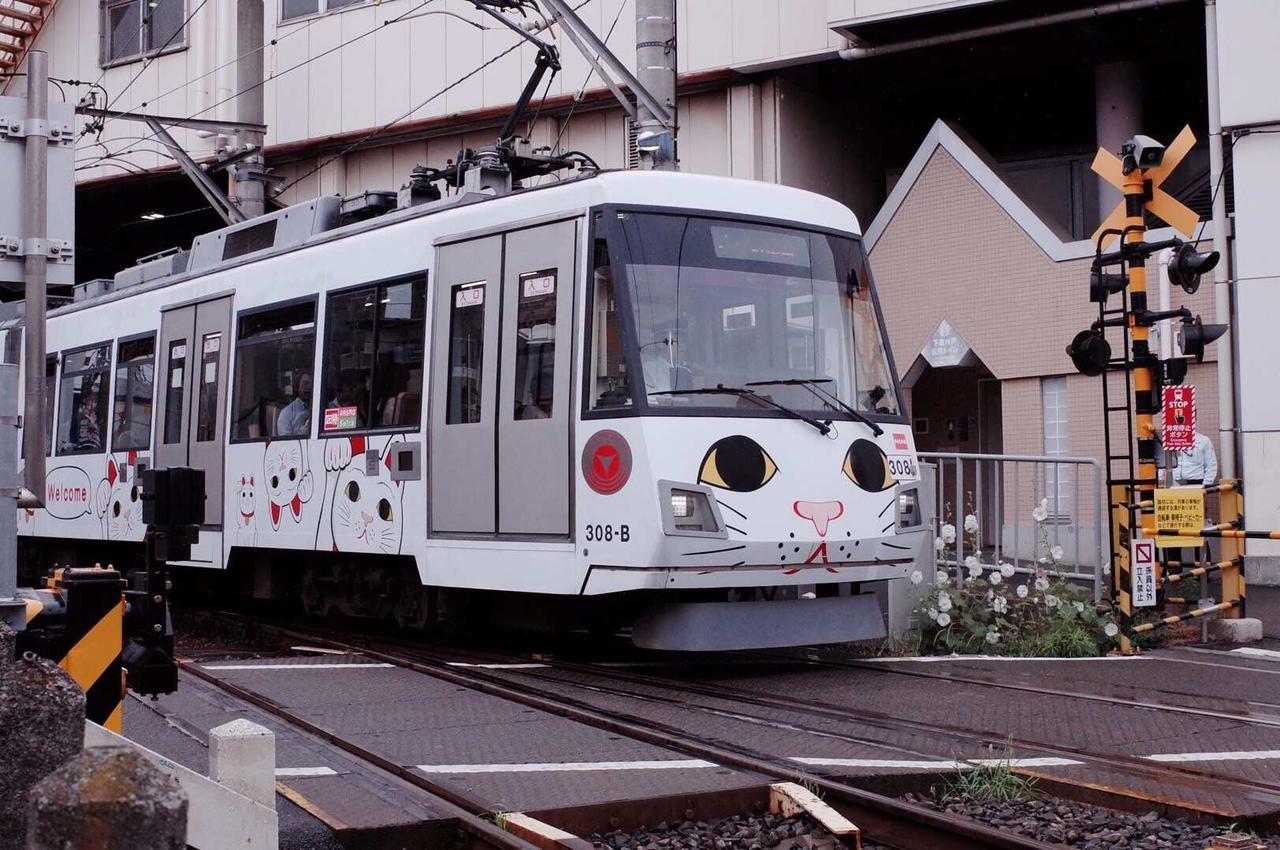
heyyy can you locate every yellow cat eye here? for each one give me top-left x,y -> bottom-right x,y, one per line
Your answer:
377,498 -> 394,522
344,481 -> 360,501
698,436 -> 778,492
843,439 -> 895,492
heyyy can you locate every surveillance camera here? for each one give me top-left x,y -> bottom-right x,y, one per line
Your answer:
1121,135 -> 1165,174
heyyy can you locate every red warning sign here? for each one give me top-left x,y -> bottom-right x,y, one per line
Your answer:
582,430 -> 632,495
1161,385 -> 1196,452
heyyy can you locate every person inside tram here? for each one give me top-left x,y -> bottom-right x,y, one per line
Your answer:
327,369 -> 367,428
275,371 -> 312,436
76,385 -> 103,452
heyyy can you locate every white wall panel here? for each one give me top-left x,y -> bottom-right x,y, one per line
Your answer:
679,91 -> 728,177
683,0 -> 732,70
271,24 -> 311,145
442,0 -> 484,113
307,15 -> 345,137
731,0 -> 778,65
340,6 -> 378,131
407,5 -> 448,121
1216,0 -> 1280,128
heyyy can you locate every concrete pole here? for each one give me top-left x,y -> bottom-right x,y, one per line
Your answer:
0,365 -> 20,623
1095,60 -> 1143,217
635,0 -> 677,171
1204,0 -> 1236,479
231,0 -> 266,218
21,51 -> 48,506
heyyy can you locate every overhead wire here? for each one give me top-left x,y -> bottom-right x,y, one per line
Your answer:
101,0 -> 215,128
551,0 -> 624,155
270,0 -> 598,200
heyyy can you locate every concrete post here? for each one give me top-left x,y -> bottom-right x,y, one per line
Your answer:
1094,60 -> 1142,215
231,0 -> 266,218
21,51 -> 48,505
0,364 -> 22,630
635,0 -> 677,170
0,653 -> 84,849
27,746 -> 187,850
209,718 -> 277,810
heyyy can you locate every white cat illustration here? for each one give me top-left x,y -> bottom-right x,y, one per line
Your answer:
95,456 -> 143,541
263,440 -> 313,531
234,474 -> 257,546
316,435 -> 405,555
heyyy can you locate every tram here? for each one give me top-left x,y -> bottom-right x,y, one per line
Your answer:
9,167 -> 926,650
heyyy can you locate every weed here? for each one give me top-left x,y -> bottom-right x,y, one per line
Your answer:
942,754 -> 1038,803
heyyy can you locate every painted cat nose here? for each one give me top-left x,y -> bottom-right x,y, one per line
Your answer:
361,511 -> 374,525
793,500 -> 844,537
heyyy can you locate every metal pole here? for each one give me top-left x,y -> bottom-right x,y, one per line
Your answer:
232,0 -> 266,218
0,364 -> 21,624
1204,0 -> 1236,480
635,0 -> 677,170
21,50 -> 48,507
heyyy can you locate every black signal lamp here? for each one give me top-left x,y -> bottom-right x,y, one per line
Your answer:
1067,329 -> 1111,377
1090,268 -> 1128,303
1178,315 -> 1228,363
1168,242 -> 1220,295
1163,357 -> 1189,386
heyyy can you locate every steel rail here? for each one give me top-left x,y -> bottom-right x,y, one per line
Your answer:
178,660 -> 540,850
206,624 -> 1058,850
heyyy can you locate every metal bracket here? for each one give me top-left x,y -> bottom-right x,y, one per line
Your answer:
0,237 -> 74,262
0,115 -> 75,145
0,415 -> 22,427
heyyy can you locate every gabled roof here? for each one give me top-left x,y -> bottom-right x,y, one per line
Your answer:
864,118 -> 1214,261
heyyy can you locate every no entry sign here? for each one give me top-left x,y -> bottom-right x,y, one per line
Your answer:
1161,385 -> 1196,452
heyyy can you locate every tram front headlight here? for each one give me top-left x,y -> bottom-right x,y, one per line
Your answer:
660,482 -> 725,537
897,487 -> 921,529
670,492 -> 695,518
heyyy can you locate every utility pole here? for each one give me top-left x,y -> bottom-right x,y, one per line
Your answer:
635,0 -> 677,170
231,0 -> 267,218
21,50 -> 48,506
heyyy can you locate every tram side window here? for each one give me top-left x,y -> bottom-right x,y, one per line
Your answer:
321,277 -> 425,432
513,270 -> 557,420
57,344 -> 110,455
44,355 -> 56,453
588,239 -> 631,411
112,336 -> 155,451
163,340 -> 186,445
231,300 -> 316,440
446,281 -> 485,425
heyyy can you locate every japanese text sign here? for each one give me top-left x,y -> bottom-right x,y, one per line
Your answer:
1154,487 -> 1205,549
1131,538 -> 1156,607
1162,385 -> 1196,452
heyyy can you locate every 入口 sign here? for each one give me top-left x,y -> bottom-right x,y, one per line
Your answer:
1131,537 -> 1156,607
1162,385 -> 1196,452
1154,487 -> 1205,549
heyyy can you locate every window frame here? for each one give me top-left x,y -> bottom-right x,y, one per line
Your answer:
279,0 -> 368,25
99,0 -> 189,68
319,273 -> 427,438
55,340 -> 113,457
110,330 -> 157,454
580,204 -> 909,424
229,295 -> 319,445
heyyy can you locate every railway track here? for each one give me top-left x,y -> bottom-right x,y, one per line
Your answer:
180,613 -> 1059,850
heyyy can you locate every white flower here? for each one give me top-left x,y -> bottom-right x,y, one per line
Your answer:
1044,593 -> 1060,609
1032,499 -> 1049,523
935,570 -> 950,585
910,570 -> 924,585
927,608 -> 939,621
966,563 -> 983,581
1016,584 -> 1029,599
937,592 -> 952,612
1074,601 -> 1085,614
1050,545 -> 1065,562
936,612 -> 952,627
964,514 -> 980,534
988,571 -> 1003,586
940,523 -> 957,544
1034,576 -> 1050,592
993,596 -> 1008,614
934,536 -> 946,552
999,562 -> 1015,578
1104,622 -> 1119,637
985,630 -> 1000,645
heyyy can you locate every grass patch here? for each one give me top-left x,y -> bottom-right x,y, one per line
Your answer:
942,759 -> 1038,803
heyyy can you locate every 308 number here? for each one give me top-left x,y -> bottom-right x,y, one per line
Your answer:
888,457 -> 917,479
585,524 -> 630,542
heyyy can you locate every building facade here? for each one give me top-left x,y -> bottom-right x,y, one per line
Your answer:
8,0 -> 1278,577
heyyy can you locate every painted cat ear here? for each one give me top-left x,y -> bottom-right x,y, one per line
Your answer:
350,436 -> 366,455
249,475 -> 254,486
106,457 -> 117,487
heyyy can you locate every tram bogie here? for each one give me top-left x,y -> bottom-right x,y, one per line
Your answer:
10,170 -> 926,650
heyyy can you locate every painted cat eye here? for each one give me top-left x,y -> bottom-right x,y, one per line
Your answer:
698,435 -> 778,493
377,498 -> 394,522
843,439 -> 895,492
345,481 -> 360,502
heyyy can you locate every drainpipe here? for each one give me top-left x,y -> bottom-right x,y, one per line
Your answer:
838,0 -> 1192,61
1203,0 -> 1236,480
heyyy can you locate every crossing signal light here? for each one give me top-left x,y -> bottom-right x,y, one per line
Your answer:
1178,315 -> 1227,362
1090,268 -> 1127,303
1168,242 -> 1220,295
1067,329 -> 1111,376
1093,126 -> 1202,249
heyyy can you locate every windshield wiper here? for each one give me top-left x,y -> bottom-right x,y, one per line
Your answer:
745,378 -> 884,436
649,385 -> 832,436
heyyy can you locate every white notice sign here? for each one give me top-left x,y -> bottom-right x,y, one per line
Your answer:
1131,538 -> 1156,607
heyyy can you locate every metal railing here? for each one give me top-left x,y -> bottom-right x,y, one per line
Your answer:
920,452 -> 1106,601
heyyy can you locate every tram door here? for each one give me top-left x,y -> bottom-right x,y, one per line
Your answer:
154,296 -> 232,526
430,220 -> 576,536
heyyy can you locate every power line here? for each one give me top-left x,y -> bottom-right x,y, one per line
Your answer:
551,0 -> 624,155
273,0 -> 598,199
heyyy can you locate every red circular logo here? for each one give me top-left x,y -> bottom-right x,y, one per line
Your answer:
582,430 -> 632,495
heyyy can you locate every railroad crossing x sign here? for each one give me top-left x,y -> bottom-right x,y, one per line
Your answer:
1091,125 -> 1201,249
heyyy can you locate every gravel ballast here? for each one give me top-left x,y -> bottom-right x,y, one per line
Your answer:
589,812 -> 886,850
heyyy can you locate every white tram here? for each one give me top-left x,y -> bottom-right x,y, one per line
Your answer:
10,170 -> 926,649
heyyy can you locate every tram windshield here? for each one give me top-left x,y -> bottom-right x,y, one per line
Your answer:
590,212 -> 901,418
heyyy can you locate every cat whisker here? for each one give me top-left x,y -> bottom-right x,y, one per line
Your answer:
717,499 -> 748,522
